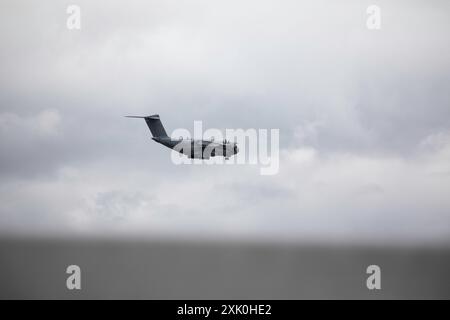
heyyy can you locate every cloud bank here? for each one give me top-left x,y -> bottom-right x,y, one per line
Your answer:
0,0 -> 449,243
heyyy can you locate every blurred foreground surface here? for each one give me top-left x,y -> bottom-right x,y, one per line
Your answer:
0,236 -> 449,299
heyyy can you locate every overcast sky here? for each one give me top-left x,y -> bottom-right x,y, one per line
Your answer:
0,0 -> 449,244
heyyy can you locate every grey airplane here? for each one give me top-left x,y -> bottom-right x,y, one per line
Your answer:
126,114 -> 239,160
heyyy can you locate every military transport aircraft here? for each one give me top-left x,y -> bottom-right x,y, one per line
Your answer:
126,114 -> 239,160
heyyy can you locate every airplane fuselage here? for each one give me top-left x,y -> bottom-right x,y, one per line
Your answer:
152,137 -> 238,160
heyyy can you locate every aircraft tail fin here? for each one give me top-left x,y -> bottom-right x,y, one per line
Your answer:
125,114 -> 168,138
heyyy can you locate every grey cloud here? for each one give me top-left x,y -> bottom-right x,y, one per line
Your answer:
0,0 -> 449,243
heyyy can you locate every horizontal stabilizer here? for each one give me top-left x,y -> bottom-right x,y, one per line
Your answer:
125,114 -> 160,119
